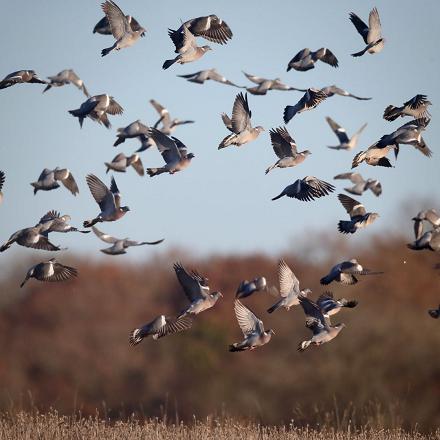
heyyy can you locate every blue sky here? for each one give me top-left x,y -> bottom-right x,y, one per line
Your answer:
0,0 -> 439,262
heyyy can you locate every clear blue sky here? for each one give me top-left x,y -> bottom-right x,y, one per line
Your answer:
0,0 -> 439,262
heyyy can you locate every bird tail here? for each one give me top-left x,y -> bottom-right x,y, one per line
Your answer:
338,220 -> 356,234
101,46 -> 113,57
68,109 -> 85,128
283,105 -> 296,124
83,218 -> 100,228
297,340 -> 311,352
218,134 -> 236,149
31,183 -> 39,195
271,192 -> 284,201
383,105 -> 400,121
146,167 -> 167,177
265,163 -> 277,174
129,328 -> 144,346
162,58 -> 177,70
20,275 -> 30,288
267,299 -> 282,314
351,151 -> 366,168
42,84 -> 52,93
104,163 -> 111,174
320,274 -> 334,285
429,310 -> 440,319
343,300 -> 358,308
113,137 -> 124,147
229,343 -> 245,352
351,46 -> 369,57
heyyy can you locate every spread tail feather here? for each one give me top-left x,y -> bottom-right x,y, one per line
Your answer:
218,134 -> 236,149
229,343 -> 245,352
83,217 -> 100,228
338,220 -> 356,234
162,58 -> 176,70
383,105 -> 400,121
352,151 -> 366,168
129,328 -> 143,346
297,340 -> 311,352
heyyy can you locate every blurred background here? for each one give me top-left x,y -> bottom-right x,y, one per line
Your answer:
0,0 -> 440,433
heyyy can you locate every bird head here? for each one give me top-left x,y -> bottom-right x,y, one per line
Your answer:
255,126 -> 265,133
268,329 -> 276,336
212,291 -> 223,300
202,46 -> 213,52
121,206 -> 130,213
187,153 -> 195,160
302,288 -> 312,296
303,150 -> 312,156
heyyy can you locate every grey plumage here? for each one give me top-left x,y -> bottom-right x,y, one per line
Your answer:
178,68 -> 242,87
0,171 -> 5,204
287,48 -> 338,72
320,259 -> 383,285
0,70 -> 46,89
31,168 -> 79,196
349,7 -> 384,57
337,194 -> 379,234
150,99 -> 194,135
317,291 -> 358,317
114,120 -> 153,151
235,277 -> 267,299
38,210 -> 90,235
334,172 -> 382,197
320,85 -> 371,101
352,144 -> 396,169
383,95 -> 431,122
20,258 -> 78,288
407,230 -> 440,252
326,117 -> 367,151
283,88 -> 327,123
243,71 -> 304,95
43,69 -> 89,97
412,209 -> 440,240
105,153 -> 144,176
272,176 -> 335,202
93,14 -> 145,36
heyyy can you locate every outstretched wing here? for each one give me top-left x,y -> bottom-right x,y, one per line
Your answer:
270,126 -> 297,158
231,92 -> 251,133
326,117 -> 349,144
338,193 -> 366,217
349,12 -> 369,43
54,169 -> 79,195
278,259 -> 300,297
173,262 -> 209,302
234,300 -> 264,336
92,226 -> 118,243
101,0 -> 131,40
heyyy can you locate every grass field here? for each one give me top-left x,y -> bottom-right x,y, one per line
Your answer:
0,412 -> 438,440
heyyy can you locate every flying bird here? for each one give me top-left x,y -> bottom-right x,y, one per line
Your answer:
0,70 -> 46,89
337,194 -> 379,234
287,48 -> 338,71
219,92 -> 264,149
100,0 -> 146,56
235,277 -> 267,299
326,117 -> 367,151
31,168 -> 79,196
407,229 -> 440,252
38,210 -> 90,235
283,88 -> 327,123
428,305 -> 440,319
272,177 -> 335,202
243,72 -> 304,95
178,68 -> 242,87
412,209 -> 440,240
174,262 -> 222,318
93,13 -> 145,36
383,95 -> 431,122
146,128 -> 194,177
320,259 -> 383,285
349,7 -> 384,57
334,172 -> 382,196
105,153 -> 144,176
0,171 -> 5,204
43,70 -> 89,97
320,85 -> 371,101
267,259 -> 311,313
351,144 -> 395,168
129,315 -> 193,345
317,292 -> 358,317
113,120 -> 153,151
20,259 -> 78,288
83,174 -> 130,228
92,226 -> 163,255
229,300 -> 274,352
150,100 -> 194,135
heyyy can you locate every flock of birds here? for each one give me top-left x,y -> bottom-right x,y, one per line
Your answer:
1,2 -> 439,353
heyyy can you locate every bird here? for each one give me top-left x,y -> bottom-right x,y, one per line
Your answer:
105,153 -> 144,176
320,259 -> 383,285
31,168 -> 79,196
168,15 -> 232,50
0,170 -> 5,204
163,25 -> 212,70
317,292 -> 358,317
407,229 -> 440,252
113,120 -> 153,151
242,72 -> 304,95
334,172 -> 382,197
383,95 -> 432,122
283,88 -> 327,124
93,13 -> 145,36
326,117 -> 367,151
100,0 -> 146,57
349,7 -> 384,57
351,144 -> 395,168
287,48 -> 338,71
375,118 -> 432,159
146,128 -> 194,177
272,177 -> 335,202
229,300 -> 274,352
173,262 -> 222,318
412,210 -> 440,240
0,70 -> 46,89
129,315 -> 193,345
267,259 -> 311,313
297,295 -> 345,352
149,100 -> 194,135
219,92 -> 264,149
265,127 -> 312,174
235,277 -> 267,299
43,70 -> 89,97
177,68 -> 242,87
320,85 -> 371,101
38,210 -> 90,235
428,305 -> 440,319
337,194 -> 379,234
83,174 -> 130,228
20,258 -> 78,288
92,226 -> 163,255
69,94 -> 123,129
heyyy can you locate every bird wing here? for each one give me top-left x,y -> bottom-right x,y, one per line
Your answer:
42,262 -> 78,282
148,128 -> 181,164
304,176 -> 335,197
334,172 -> 364,184
299,295 -> 328,334
231,92 -> 251,133
282,180 -> 318,202
101,0 -> 131,40
338,194 -> 366,217
221,113 -> 233,132
188,15 -> 232,44
173,262 -> 209,302
404,94 -> 429,111
92,226 -> 118,243
38,210 -> 60,225
290,48 -> 311,64
86,174 -> 115,212
130,156 -> 144,176
367,7 -> 382,43
180,24 -> 197,51
317,291 -> 336,313
326,117 -> 349,144
37,168 -> 53,182
304,88 -> 327,109
54,169 -> 79,195
234,300 -> 264,336
150,99 -> 172,128
171,136 -> 189,158
0,170 -> 4,191
155,316 -> 193,339
107,97 -> 123,115
349,12 -> 369,43
242,71 -> 265,85
270,126 -> 297,158
278,259 -> 300,297
316,48 -> 339,67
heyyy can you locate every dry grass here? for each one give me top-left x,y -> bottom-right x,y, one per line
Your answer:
0,412 -> 438,440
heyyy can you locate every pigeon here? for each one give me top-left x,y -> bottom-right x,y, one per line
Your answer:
0,70 -> 46,89
83,174 -> 130,228
43,70 -> 89,97
412,210 -> 440,240
114,120 -> 153,151
105,153 -> 144,176
31,168 -> 79,196
100,0 -> 146,56
337,194 -> 379,234
320,85 -> 371,101
229,300 -> 274,352
243,72 -> 304,95
93,14 -> 145,36
219,92 -> 264,149
334,172 -> 382,196
146,128 -> 194,177
265,127 -> 312,174
320,259 -> 383,285
174,262 -> 222,318
178,68 -> 242,87
287,48 -> 338,71
383,95 -> 432,122
272,177 -> 335,202
283,88 -> 327,123
407,230 -> 440,252
0,170 -> 5,204
168,15 -> 232,50
235,277 -> 267,299
267,259 -> 311,313
428,305 -> 440,319
375,118 -> 432,158
20,258 -> 78,288
38,210 -> 90,235
297,295 -> 345,352
150,100 -> 194,135
326,117 -> 367,151
317,292 -> 358,317
351,144 -> 395,168
92,226 -> 163,255
129,315 -> 193,345
163,25 -> 212,70
69,94 -> 123,129
349,7 -> 384,57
